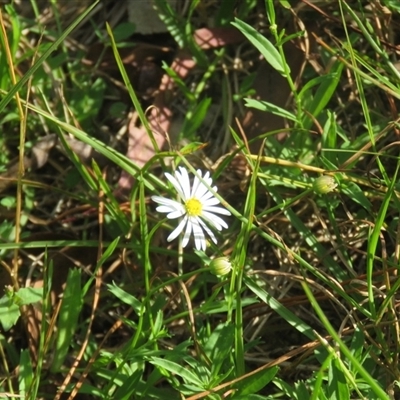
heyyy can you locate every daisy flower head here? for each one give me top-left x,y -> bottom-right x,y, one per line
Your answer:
152,166 -> 231,251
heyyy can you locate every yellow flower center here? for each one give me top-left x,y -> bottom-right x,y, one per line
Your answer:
185,198 -> 202,216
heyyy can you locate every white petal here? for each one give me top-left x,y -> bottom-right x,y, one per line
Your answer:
152,196 -> 180,207
197,218 -> 217,244
201,196 -> 221,206
190,217 -> 207,251
167,216 -> 188,242
156,205 -> 177,214
182,217 -> 193,248
199,187 -> 219,203
176,167 -> 192,201
201,211 -> 228,230
193,170 -> 213,199
165,173 -> 186,201
153,197 -> 183,214
191,170 -> 202,198
203,205 -> 231,216
202,170 -> 211,182
167,209 -> 186,219
193,181 -> 209,200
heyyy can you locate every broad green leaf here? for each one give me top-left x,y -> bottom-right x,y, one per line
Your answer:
0,287 -> 43,331
0,295 -> 20,331
203,323 -> 234,377
112,22 -> 136,42
14,287 -> 43,305
327,358 -> 350,400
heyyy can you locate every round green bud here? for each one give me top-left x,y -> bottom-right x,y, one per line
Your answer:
209,257 -> 232,276
313,176 -> 337,194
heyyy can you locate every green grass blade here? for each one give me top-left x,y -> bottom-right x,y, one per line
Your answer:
245,276 -> 316,341
366,163 -> 399,318
50,268 -> 82,372
244,98 -> 298,123
150,357 -> 204,388
267,185 -> 350,281
302,61 -> 344,130
234,365 -> 279,397
91,160 -> 131,235
0,1 -> 99,113
301,278 -> 389,399
18,349 -> 33,398
106,23 -> 159,155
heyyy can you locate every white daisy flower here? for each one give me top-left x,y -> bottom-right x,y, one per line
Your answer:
152,166 -> 231,251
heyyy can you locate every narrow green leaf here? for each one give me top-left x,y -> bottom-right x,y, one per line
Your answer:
112,22 -> 136,42
162,61 -> 195,102
4,5 -> 21,59
82,237 -> 121,297
150,357 -> 204,388
301,280 -> 389,399
267,185 -> 351,281
295,380 -> 313,400
24,102 -> 149,187
113,369 -> 142,399
302,62 -> 344,130
107,282 -> 143,316
278,0 -> 291,9
341,181 -> 372,212
366,162 -> 399,318
91,160 -> 130,234
321,111 -> 338,166
234,366 -> 279,396
244,98 -> 298,122
153,0 -> 185,47
232,19 -> 286,75
183,97 -> 212,137
106,23 -> 160,157
245,276 -> 316,341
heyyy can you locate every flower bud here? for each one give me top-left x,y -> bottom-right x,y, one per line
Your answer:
313,176 -> 337,194
209,257 -> 232,276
